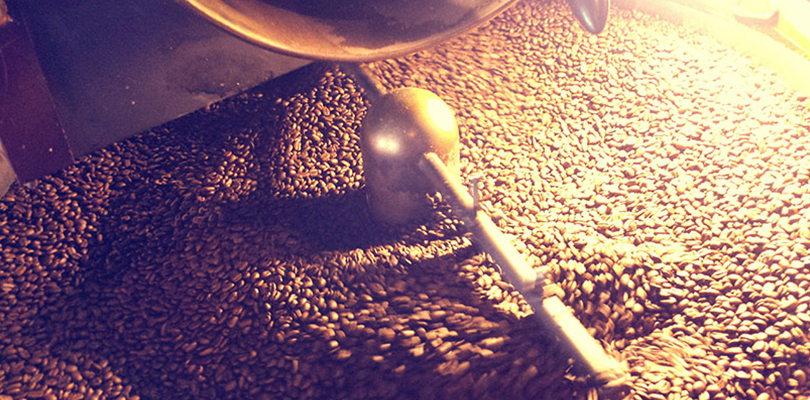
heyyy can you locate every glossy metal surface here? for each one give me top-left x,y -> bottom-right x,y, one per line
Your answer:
360,87 -> 460,224
0,4 -> 73,183
180,0 -> 521,61
0,0 -> 307,185
568,0 -> 610,33
0,141 -> 13,196
0,1 -> 9,26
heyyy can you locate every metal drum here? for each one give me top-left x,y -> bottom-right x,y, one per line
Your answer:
179,0 -> 609,61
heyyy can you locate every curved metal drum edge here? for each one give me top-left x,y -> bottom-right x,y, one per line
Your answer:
177,0 -> 523,62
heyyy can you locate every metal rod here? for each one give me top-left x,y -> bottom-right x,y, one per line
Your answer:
338,62 -> 386,102
419,152 -> 540,290
418,151 -> 628,392
469,174 -> 481,213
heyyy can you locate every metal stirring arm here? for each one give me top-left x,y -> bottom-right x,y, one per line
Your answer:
418,152 -> 629,393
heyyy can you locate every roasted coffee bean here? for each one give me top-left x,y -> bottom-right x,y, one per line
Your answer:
2,0 -> 810,399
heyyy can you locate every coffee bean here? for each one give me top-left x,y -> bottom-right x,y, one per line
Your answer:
3,0 -> 810,399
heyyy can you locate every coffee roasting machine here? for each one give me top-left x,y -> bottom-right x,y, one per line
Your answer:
171,1 -> 632,394
189,2 -> 627,392
0,0 -> 606,194
2,0 -> 810,398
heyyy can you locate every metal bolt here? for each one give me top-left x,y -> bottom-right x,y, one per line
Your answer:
469,174 -> 482,213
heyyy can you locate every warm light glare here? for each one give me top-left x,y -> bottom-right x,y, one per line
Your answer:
425,97 -> 457,134
373,134 -> 401,155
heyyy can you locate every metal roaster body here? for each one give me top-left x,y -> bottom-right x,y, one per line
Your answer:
178,0 -> 610,61
0,0 -> 605,195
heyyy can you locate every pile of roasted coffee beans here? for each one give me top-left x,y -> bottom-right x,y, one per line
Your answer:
2,0 -> 809,399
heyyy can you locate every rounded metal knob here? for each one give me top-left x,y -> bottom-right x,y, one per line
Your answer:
567,0 -> 610,34
360,87 -> 460,224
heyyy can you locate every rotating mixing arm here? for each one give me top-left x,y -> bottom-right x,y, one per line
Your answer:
348,60 -> 627,394
418,152 -> 629,395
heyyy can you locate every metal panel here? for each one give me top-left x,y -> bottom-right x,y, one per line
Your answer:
0,9 -> 73,182
1,0 -> 309,183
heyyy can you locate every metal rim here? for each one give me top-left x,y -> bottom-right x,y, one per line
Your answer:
180,0 -> 522,62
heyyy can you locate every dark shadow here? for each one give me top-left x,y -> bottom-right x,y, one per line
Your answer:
217,188 -> 397,252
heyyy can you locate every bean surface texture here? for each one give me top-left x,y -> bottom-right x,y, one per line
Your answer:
1,0 -> 809,399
